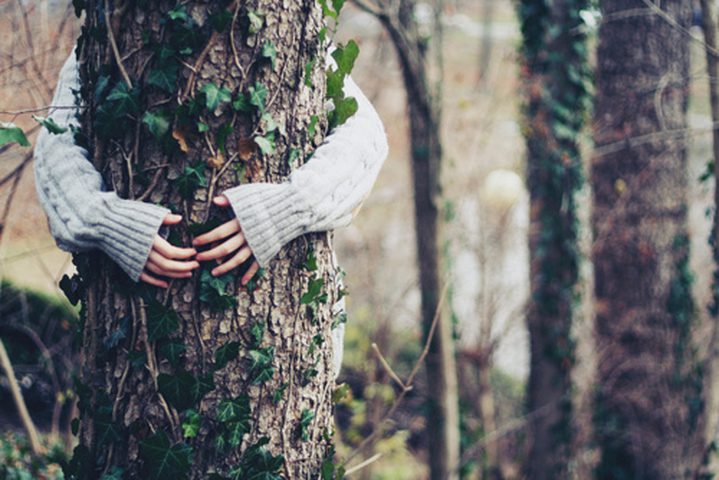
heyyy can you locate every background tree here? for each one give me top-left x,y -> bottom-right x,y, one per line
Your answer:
63,0 -> 349,478
517,0 -> 591,477
591,1 -> 704,477
352,0 -> 460,477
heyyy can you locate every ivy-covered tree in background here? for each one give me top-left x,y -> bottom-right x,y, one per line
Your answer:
518,0 -> 592,477
61,0 -> 353,478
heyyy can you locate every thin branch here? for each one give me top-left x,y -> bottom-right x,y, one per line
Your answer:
104,0 -> 133,88
341,278 -> 450,468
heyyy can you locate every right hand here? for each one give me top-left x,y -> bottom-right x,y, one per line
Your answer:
139,214 -> 199,288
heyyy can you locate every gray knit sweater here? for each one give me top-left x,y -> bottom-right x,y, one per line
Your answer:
33,49 -> 388,376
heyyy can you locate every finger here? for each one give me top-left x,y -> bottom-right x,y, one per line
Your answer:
148,250 -> 200,273
140,272 -> 169,289
192,218 -> 241,246
212,246 -> 253,276
213,195 -> 231,207
162,213 -> 182,226
153,235 -> 197,259
195,232 -> 246,262
146,259 -> 195,279
241,261 -> 261,286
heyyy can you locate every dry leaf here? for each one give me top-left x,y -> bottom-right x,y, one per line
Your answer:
208,151 -> 225,169
172,127 -> 191,153
238,138 -> 256,161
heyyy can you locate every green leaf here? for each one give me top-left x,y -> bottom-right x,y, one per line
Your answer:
308,115 -> 319,137
299,409 -> 314,441
249,347 -> 274,384
139,431 -> 192,480
201,83 -> 232,111
331,40 -> 359,76
329,96 -> 358,130
159,339 -> 186,366
106,82 -> 139,114
181,409 -> 200,439
217,122 -> 233,153
214,341 -> 240,370
301,278 -> 324,304
147,64 -> 179,93
304,245 -> 318,271
232,93 -> 251,112
168,5 -> 190,22
0,123 -> 30,147
158,371 -> 197,411
254,134 -> 275,156
199,269 -> 237,310
143,111 -> 171,139
175,162 -> 207,199
33,115 -> 68,134
249,321 -> 264,348
146,300 -> 180,341
210,10 -> 233,32
100,466 -> 125,480
247,10 -> 264,34
262,40 -> 277,69
249,82 -> 269,111
304,58 -> 316,88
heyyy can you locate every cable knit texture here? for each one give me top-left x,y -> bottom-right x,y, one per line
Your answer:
34,51 -> 170,281
34,47 -> 388,378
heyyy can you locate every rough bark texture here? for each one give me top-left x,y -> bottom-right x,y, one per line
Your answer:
520,0 -> 589,477
592,1 -> 702,477
71,1 -> 340,478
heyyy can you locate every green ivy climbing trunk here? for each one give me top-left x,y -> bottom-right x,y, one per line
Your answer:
592,1 -> 704,477
518,0 -> 591,478
66,1 -> 345,478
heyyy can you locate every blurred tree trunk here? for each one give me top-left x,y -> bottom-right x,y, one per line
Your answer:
592,1 -> 703,477
518,0 -> 591,478
358,0 -> 460,477
67,1 -> 341,478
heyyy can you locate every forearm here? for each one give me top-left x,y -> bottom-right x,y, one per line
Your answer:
222,72 -> 389,267
33,49 -> 169,281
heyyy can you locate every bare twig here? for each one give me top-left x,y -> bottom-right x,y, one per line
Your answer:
104,0 -> 133,88
0,338 -> 44,455
341,278 -> 450,468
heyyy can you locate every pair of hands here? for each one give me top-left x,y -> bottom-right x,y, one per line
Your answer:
139,195 -> 260,289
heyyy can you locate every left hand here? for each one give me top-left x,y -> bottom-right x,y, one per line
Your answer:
192,195 -> 261,285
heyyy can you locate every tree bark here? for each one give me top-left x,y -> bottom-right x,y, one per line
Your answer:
592,1 -> 702,477
519,0 -> 590,477
67,1 -> 342,478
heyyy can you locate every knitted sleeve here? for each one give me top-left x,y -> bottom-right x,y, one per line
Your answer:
221,64 -> 389,266
33,49 -> 170,281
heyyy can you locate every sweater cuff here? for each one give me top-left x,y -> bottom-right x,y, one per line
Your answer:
221,183 -> 311,267
94,193 -> 170,281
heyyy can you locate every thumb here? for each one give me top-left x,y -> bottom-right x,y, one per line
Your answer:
213,195 -> 230,207
162,213 -> 182,225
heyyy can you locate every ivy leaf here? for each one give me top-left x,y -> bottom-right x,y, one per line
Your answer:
301,278 -> 324,304
304,58 -> 316,88
247,10 -> 264,34
158,339 -> 186,366
232,93 -> 251,112
168,5 -> 190,22
199,269 -> 237,310
254,134 -> 275,156
210,10 -> 233,32
33,115 -> 68,134
139,431 -> 192,480
331,40 -> 359,76
299,409 -> 314,441
304,245 -> 318,271
147,64 -> 179,93
329,96 -> 358,130
249,347 -> 274,384
262,40 -> 277,69
158,371 -> 197,411
201,83 -> 232,112
0,123 -> 30,147
175,161 -> 207,199
249,321 -> 264,348
105,82 -> 139,115
308,115 -> 319,137
181,409 -> 200,439
249,82 -> 268,112
143,111 -> 171,139
146,300 -> 180,342
100,466 -> 125,480
59,273 -> 82,306
214,341 -> 240,370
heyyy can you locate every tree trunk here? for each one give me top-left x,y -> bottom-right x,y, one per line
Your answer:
66,1 -> 342,478
518,0 -> 591,477
592,1 -> 703,477
374,2 -> 460,478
